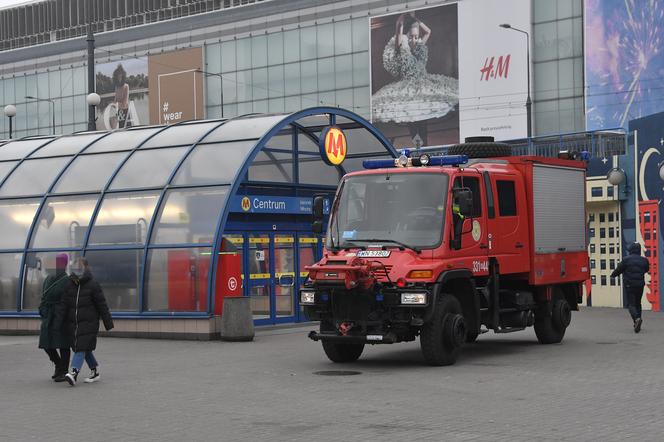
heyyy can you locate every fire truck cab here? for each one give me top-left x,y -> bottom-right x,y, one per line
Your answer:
301,140 -> 589,366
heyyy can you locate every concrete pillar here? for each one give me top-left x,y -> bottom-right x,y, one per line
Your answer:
220,297 -> 254,342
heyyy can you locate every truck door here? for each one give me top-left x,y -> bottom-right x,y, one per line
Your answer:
485,172 -> 529,274
448,173 -> 489,274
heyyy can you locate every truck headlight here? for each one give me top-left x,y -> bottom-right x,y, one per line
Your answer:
401,293 -> 427,305
300,291 -> 316,305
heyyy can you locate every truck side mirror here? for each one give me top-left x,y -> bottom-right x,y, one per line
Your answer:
312,220 -> 324,234
312,196 -> 325,221
454,189 -> 474,218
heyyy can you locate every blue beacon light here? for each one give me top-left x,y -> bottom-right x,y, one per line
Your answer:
363,153 -> 468,169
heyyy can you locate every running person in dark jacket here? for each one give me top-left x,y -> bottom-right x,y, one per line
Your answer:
611,243 -> 650,333
62,258 -> 114,386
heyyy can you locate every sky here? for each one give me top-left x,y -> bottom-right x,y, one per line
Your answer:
0,0 -> 44,10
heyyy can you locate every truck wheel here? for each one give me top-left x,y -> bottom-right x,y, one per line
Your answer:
420,295 -> 465,366
534,297 -> 571,344
447,142 -> 512,158
321,340 -> 365,363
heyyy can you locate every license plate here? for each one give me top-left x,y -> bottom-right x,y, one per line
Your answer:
357,250 -> 391,258
366,335 -> 384,341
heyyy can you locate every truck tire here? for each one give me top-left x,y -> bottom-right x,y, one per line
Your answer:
447,142 -> 512,158
321,340 -> 365,363
319,321 -> 365,363
534,297 -> 571,344
420,295 -> 466,366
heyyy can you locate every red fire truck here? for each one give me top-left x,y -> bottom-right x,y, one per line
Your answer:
301,140 -> 589,366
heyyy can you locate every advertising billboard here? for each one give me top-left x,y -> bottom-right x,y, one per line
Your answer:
585,0 -> 664,130
95,58 -> 149,130
370,0 -> 530,147
148,47 -> 204,125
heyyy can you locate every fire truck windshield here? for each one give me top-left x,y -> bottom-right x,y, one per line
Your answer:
327,172 -> 449,250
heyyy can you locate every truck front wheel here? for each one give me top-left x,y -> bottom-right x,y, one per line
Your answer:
534,296 -> 571,344
420,295 -> 465,366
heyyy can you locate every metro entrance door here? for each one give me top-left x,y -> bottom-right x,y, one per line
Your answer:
246,232 -> 298,324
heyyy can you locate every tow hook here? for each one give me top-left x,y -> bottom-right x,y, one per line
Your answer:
339,322 -> 354,336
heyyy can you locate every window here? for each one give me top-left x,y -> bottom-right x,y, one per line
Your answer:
608,212 -> 614,222
610,259 -> 615,269
590,259 -> 596,269
609,227 -> 615,238
610,277 -> 616,286
591,275 -> 596,284
599,213 -> 605,223
88,191 -> 161,246
600,228 -> 606,238
589,228 -> 595,238
607,186 -> 614,197
600,260 -> 606,270
588,213 -> 595,222
589,244 -> 595,253
0,199 -> 41,249
609,245 -> 615,254
600,244 -> 606,254
496,180 -> 517,216
453,177 -> 482,217
601,275 -> 607,286
591,187 -> 603,197
30,195 -> 98,248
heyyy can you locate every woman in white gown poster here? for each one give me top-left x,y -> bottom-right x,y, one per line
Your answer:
371,5 -> 459,147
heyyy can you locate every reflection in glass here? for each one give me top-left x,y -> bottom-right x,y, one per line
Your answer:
22,251 -> 82,311
151,187 -> 228,245
88,191 -> 160,246
53,152 -> 128,193
0,157 -> 71,197
0,253 -> 21,310
202,115 -> 286,143
248,234 -> 270,319
274,234 -> 295,318
85,249 -> 143,311
0,138 -> 54,161
29,133 -> 104,158
298,154 -> 341,186
85,127 -> 164,153
172,142 -> 255,185
145,247 -> 211,312
30,195 -> 98,249
0,199 -> 41,249
110,147 -> 187,189
248,151 -> 293,183
141,122 -> 221,149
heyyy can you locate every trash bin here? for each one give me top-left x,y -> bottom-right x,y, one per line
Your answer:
220,296 -> 254,342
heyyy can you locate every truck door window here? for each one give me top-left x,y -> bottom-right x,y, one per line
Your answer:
452,177 -> 482,217
496,180 -> 517,216
483,172 -> 495,219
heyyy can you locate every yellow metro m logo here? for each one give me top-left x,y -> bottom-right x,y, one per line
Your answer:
321,126 -> 347,166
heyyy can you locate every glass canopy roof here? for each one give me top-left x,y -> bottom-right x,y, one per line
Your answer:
0,107 -> 396,315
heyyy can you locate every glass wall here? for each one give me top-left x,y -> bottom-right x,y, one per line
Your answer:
203,17 -> 370,121
533,0 -> 585,135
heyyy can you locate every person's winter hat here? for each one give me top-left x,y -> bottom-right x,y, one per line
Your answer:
628,243 -> 641,255
55,253 -> 69,268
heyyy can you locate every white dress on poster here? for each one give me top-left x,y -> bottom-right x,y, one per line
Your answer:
372,16 -> 458,124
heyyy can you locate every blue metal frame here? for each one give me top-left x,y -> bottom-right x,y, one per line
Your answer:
207,106 -> 397,322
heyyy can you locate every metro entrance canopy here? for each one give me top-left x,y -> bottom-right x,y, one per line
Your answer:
0,107 -> 397,327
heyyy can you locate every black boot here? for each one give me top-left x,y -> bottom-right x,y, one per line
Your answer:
53,360 -> 68,383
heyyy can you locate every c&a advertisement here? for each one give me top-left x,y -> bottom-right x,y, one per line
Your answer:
95,47 -> 204,130
369,0 -> 530,146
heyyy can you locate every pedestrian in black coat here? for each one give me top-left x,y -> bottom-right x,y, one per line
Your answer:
611,242 -> 650,333
38,253 -> 71,382
62,258 -> 114,386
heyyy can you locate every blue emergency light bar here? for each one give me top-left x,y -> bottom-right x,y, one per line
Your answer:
363,154 -> 468,169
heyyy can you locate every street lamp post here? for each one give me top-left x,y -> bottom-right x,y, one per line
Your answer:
86,93 -> 101,130
196,69 -> 224,118
499,23 -> 532,138
4,105 -> 16,139
25,95 -> 56,135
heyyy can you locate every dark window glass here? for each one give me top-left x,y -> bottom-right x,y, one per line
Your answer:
607,186 -> 614,197
590,259 -> 596,269
600,213 -> 605,223
589,228 -> 595,238
84,250 -> 143,311
453,177 -> 482,217
610,277 -> 616,286
589,213 -> 595,222
600,260 -> 606,270
591,187 -> 603,197
591,275 -> 596,284
608,212 -> 614,222
609,227 -> 615,238
590,244 -> 595,253
600,244 -> 606,254
496,180 -> 517,216
610,245 -> 615,254
601,275 -> 607,286
610,259 -> 616,269
600,228 -> 606,238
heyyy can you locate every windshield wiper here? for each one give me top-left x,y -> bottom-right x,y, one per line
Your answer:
350,238 -> 420,253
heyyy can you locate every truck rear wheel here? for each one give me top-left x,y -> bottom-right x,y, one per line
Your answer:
420,295 -> 465,366
534,295 -> 571,344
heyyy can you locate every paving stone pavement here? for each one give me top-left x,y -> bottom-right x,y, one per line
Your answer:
0,307 -> 662,442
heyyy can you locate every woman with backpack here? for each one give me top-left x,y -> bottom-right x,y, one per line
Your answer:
62,258 -> 114,386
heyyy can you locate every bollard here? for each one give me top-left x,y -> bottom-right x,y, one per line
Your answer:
220,297 -> 255,342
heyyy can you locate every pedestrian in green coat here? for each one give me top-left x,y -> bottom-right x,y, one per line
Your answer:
38,253 -> 71,382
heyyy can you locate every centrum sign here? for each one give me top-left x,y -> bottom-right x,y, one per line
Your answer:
231,196 -> 330,214
319,126 -> 347,166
